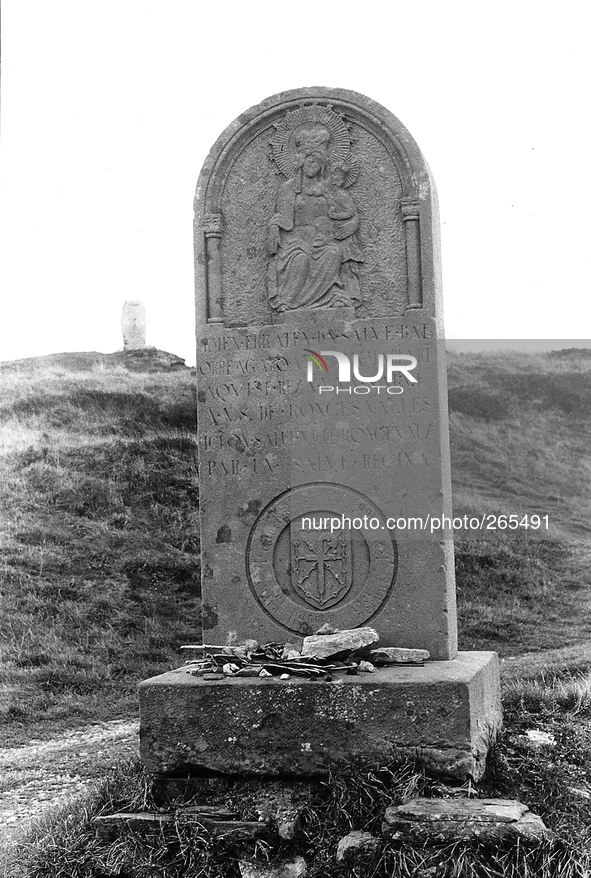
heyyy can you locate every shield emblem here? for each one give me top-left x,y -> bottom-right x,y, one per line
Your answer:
290,520 -> 353,609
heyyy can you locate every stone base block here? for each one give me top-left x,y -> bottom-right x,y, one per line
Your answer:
139,651 -> 501,782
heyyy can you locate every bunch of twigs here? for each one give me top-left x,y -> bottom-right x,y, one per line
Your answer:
180,641 -> 373,680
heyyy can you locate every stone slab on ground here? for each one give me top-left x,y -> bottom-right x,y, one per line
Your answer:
139,652 -> 501,781
93,811 -> 268,842
383,798 -> 552,843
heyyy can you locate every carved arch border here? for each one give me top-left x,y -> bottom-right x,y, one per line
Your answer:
194,87 -> 441,326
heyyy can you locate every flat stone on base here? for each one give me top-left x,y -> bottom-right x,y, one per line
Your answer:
139,652 -> 501,781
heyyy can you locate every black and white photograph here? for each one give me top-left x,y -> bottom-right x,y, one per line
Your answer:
1,2 -> 590,875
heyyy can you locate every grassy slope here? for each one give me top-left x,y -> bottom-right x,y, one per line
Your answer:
0,361 -> 201,743
448,349 -> 591,659
1,349 -> 590,744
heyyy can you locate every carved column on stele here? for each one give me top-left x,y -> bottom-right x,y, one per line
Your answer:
202,213 -> 224,323
401,196 -> 423,308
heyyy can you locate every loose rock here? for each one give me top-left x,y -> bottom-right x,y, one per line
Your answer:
315,623 -> 339,635
253,782 -> 310,841
383,798 -> 552,843
524,729 -> 556,747
301,627 -> 379,660
93,812 -> 268,842
336,829 -> 380,863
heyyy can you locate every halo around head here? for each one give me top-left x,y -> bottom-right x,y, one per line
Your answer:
271,104 -> 355,181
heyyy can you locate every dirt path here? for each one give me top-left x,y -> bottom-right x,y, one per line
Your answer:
0,719 -> 138,856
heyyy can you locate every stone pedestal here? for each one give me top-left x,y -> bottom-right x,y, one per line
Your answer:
139,652 -> 501,782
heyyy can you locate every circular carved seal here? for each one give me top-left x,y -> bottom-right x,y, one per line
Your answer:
245,483 -> 397,635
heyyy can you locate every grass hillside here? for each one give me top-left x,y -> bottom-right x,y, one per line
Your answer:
448,348 -> 591,661
448,348 -> 591,538
1,348 -> 590,745
0,355 -> 200,743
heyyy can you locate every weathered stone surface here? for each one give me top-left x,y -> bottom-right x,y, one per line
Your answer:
239,857 -> 307,878
336,830 -> 380,863
301,627 -> 378,659
253,782 -> 311,840
121,300 -> 146,350
370,647 -> 430,664
195,87 -> 458,661
139,652 -> 502,781
383,798 -> 552,843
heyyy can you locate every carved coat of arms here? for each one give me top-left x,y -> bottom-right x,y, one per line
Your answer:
291,523 -> 352,609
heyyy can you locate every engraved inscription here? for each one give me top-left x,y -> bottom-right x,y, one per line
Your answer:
198,325 -> 435,354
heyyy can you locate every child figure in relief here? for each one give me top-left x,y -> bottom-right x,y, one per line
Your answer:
326,163 -> 364,307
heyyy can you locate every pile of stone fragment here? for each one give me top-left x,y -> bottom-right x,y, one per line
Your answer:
181,625 -> 430,680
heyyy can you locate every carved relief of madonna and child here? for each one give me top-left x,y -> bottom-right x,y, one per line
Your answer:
268,106 -> 364,312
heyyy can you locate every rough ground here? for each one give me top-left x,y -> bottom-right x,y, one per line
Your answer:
0,719 -> 138,856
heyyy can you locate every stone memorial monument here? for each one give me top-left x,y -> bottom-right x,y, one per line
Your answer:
121,300 -> 146,350
140,88 -> 501,781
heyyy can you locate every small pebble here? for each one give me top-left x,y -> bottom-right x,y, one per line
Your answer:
525,730 -> 556,747
315,623 -> 339,635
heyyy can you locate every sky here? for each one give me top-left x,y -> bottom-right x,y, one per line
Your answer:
1,1 -> 590,367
